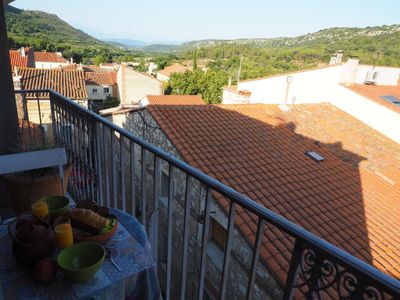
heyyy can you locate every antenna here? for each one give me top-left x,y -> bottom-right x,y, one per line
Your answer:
237,54 -> 243,84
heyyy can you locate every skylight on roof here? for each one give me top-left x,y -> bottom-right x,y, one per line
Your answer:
305,151 -> 324,162
381,95 -> 400,107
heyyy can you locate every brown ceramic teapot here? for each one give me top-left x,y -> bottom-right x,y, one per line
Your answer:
8,212 -> 55,267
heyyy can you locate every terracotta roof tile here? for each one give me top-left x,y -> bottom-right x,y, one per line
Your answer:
147,95 -> 204,105
18,67 -> 88,100
85,72 -> 117,85
157,63 -> 191,77
34,51 -> 68,63
147,103 -> 400,283
9,48 -> 35,70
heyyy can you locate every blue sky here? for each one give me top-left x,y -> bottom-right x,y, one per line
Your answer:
12,0 -> 400,44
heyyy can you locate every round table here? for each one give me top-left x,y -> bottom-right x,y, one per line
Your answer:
0,208 -> 161,300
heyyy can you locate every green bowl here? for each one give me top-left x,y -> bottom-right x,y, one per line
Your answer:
38,196 -> 70,216
57,242 -> 105,283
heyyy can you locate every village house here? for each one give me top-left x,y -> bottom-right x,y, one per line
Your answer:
9,47 -> 35,72
34,51 -> 71,69
85,71 -> 118,101
117,63 -> 163,105
156,62 -> 191,82
222,58 -> 400,143
13,67 -> 88,126
105,94 -> 400,299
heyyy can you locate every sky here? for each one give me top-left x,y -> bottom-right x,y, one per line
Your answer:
12,0 -> 400,44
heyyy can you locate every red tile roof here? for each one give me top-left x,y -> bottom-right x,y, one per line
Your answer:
34,51 -> 68,63
147,103 -> 400,284
347,84 -> 400,113
146,95 -> 204,105
9,48 -> 35,70
82,65 -> 113,73
85,72 -> 117,86
157,63 -> 191,77
18,68 -> 88,100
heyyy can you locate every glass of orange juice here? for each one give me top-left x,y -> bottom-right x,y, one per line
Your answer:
54,217 -> 74,249
31,200 -> 49,219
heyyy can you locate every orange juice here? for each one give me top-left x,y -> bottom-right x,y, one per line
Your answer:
31,200 -> 49,219
54,223 -> 74,249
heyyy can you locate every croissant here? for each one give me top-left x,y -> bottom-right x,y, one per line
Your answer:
68,208 -> 109,234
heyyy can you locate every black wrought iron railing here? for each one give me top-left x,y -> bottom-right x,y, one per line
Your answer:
15,89 -> 400,300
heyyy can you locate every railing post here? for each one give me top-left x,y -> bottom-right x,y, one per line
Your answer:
246,219 -> 265,300
198,187 -> 212,300
49,92 -> 57,144
150,155 -> 160,260
180,175 -> 192,300
283,239 -> 304,300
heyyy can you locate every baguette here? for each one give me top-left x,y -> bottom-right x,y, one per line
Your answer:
68,208 -> 109,234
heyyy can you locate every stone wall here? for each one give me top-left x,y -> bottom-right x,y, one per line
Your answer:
109,110 -> 283,299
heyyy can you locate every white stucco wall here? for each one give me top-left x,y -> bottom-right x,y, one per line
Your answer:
156,72 -> 169,82
353,65 -> 400,85
331,86 -> 400,144
86,85 -> 113,100
222,62 -> 400,144
35,62 -> 70,69
234,65 -> 344,105
117,64 -> 163,105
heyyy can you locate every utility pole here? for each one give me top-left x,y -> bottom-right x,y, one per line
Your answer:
0,1 -> 19,154
237,54 -> 243,84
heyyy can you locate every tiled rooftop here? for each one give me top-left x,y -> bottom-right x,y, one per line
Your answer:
34,51 -> 68,63
18,68 -> 88,100
9,48 -> 34,70
147,95 -> 204,105
157,63 -> 191,77
147,103 -> 400,283
347,84 -> 400,114
85,72 -> 117,86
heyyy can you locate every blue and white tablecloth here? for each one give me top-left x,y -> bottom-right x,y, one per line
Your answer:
0,208 -> 160,300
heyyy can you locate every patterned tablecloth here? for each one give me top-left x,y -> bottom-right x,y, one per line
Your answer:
0,208 -> 159,300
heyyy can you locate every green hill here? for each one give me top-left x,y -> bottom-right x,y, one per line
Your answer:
5,5 -> 107,49
177,25 -> 400,82
181,25 -> 400,50
4,5 -> 134,63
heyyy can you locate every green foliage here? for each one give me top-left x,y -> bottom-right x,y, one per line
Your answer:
193,50 -> 197,70
166,70 -> 228,104
93,53 -> 109,65
104,96 -> 120,108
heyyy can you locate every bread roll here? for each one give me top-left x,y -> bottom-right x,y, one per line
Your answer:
68,208 -> 109,234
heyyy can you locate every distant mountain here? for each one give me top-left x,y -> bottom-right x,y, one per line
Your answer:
105,38 -> 150,48
5,5 -> 109,50
180,25 -> 400,50
142,44 -> 179,52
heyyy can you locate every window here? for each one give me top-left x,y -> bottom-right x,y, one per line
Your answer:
92,88 -> 98,94
104,87 -> 110,94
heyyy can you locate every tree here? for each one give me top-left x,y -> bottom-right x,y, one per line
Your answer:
193,50 -> 197,70
166,70 -> 228,104
93,54 -> 108,66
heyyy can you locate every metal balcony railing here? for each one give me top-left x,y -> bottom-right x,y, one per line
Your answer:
14,89 -> 400,300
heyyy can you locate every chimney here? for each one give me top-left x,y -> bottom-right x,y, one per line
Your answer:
228,77 -> 232,87
342,58 -> 359,86
70,57 -> 74,64
336,51 -> 343,64
329,50 -> 344,65
19,47 -> 26,57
